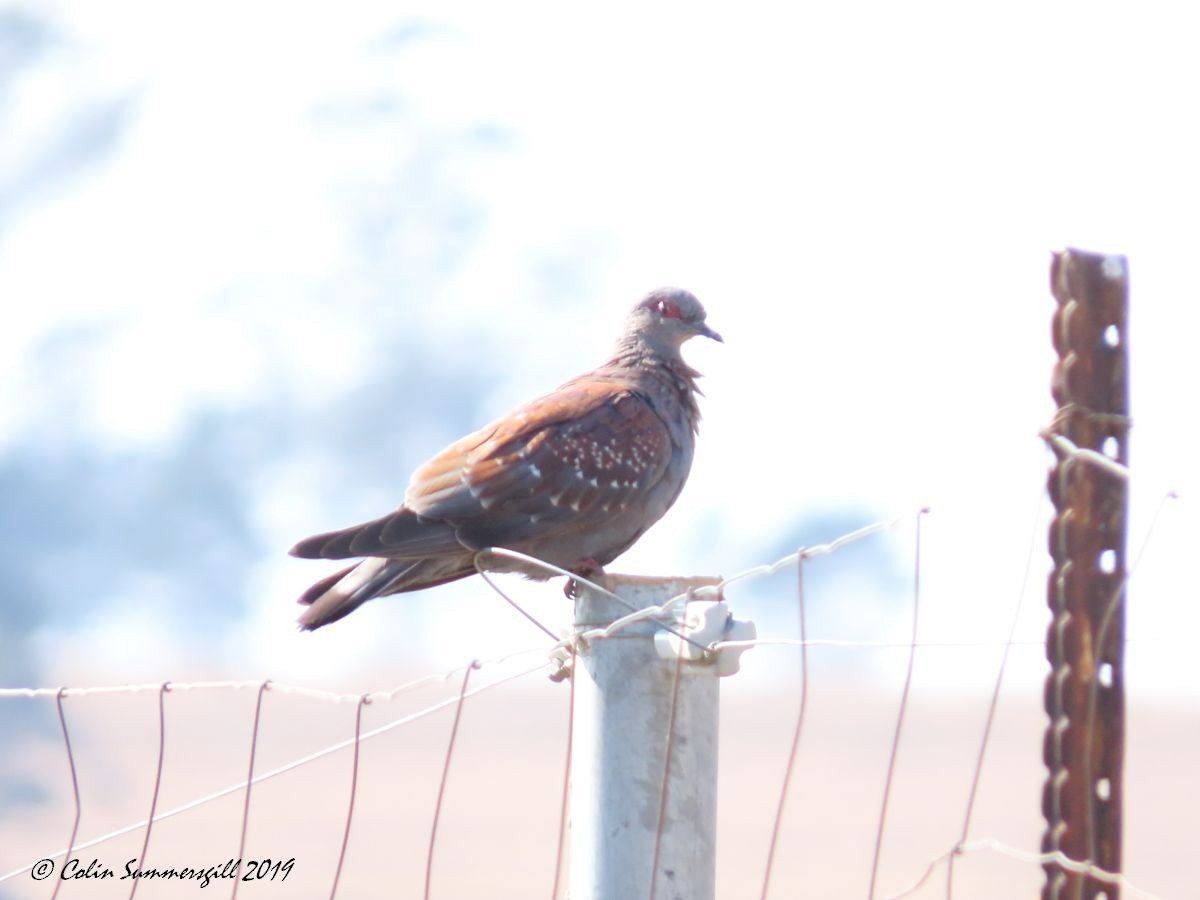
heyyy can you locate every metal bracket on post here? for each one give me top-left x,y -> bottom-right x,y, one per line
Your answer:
653,598 -> 757,676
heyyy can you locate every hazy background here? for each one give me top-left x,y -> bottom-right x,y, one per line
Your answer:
1,1 -> 1197,897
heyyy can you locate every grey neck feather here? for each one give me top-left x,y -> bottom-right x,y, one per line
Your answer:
606,336 -> 703,434
611,327 -> 685,363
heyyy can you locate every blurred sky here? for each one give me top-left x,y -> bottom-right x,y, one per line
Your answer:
1,0 -> 1197,700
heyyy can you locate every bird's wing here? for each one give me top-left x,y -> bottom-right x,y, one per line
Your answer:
331,380 -> 674,558
455,383 -> 676,549
291,381 -> 675,561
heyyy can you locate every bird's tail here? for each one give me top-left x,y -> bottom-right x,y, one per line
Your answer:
296,556 -> 474,631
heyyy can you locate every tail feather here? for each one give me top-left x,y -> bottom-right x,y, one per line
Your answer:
297,564 -> 357,606
289,509 -> 462,561
296,556 -> 474,631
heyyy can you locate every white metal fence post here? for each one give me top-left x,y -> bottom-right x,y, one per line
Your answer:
568,573 -> 748,900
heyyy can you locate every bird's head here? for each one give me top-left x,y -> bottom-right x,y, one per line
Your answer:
621,287 -> 723,358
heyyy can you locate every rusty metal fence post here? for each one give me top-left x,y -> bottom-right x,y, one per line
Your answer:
1043,248 -> 1130,899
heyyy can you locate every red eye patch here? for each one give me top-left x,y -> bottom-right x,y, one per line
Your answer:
654,298 -> 682,319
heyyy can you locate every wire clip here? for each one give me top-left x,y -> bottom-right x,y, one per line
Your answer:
653,601 -> 756,676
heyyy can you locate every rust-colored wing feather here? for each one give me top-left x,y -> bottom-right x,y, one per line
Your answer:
290,379 -> 674,561
453,386 -> 674,550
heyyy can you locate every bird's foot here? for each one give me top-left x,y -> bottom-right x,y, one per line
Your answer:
564,558 -> 605,600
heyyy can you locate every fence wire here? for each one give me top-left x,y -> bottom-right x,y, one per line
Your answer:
0,505 -> 1182,899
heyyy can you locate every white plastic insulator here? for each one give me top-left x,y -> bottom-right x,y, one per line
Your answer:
653,600 -> 757,676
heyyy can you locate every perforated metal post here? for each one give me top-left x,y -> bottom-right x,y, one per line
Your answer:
569,574 -> 751,900
1043,248 -> 1130,899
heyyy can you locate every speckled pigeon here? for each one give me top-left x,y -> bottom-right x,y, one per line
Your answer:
289,287 -> 721,630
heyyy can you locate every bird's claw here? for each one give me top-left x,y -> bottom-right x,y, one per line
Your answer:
564,558 -> 605,600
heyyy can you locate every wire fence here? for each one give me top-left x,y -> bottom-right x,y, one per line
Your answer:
0,499 -> 1184,899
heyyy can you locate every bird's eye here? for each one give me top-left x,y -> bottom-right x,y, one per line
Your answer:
654,299 -> 682,319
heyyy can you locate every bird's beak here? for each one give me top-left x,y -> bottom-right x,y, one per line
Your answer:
698,322 -> 724,343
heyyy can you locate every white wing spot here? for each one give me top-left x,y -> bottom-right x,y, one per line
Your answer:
528,464 -> 542,478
